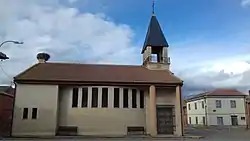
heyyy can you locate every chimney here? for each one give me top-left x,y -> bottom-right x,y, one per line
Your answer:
36,52 -> 50,63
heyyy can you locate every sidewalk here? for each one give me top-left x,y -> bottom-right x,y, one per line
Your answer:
2,134 -> 203,140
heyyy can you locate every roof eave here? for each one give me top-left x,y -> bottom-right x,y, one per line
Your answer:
14,79 -> 183,86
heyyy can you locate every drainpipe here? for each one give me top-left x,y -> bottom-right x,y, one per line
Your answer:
204,97 -> 208,126
245,93 -> 249,130
10,81 -> 17,137
179,86 -> 184,136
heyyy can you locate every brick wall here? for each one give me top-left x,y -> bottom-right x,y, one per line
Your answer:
183,106 -> 188,127
0,93 -> 14,136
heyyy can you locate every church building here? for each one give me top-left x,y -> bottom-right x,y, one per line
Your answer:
11,12 -> 184,137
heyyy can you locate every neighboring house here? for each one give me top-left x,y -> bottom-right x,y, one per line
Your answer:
246,94 -> 250,128
11,13 -> 184,137
186,89 -> 247,126
0,86 -> 14,136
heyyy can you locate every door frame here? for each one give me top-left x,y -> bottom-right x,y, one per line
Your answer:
231,115 -> 238,126
156,105 -> 175,134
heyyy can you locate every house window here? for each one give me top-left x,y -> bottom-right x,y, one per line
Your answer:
202,101 -> 204,109
140,90 -> 144,108
82,88 -> 88,108
217,117 -> 224,125
92,87 -> 98,108
194,102 -> 197,110
216,100 -> 221,108
230,100 -> 236,108
195,117 -> 198,124
189,117 -> 191,124
188,104 -> 191,110
102,88 -> 108,108
32,108 -> 38,119
241,117 -> 245,120
114,88 -> 120,108
72,88 -> 78,108
132,89 -> 137,108
22,108 -> 28,119
123,88 -> 129,108
202,116 -> 206,125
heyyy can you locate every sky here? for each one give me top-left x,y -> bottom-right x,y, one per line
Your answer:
0,0 -> 250,96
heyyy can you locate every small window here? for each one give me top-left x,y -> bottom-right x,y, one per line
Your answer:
123,88 -> 129,108
82,88 -> 88,108
139,90 -> 144,108
132,89 -> 137,108
202,101 -> 204,109
241,117 -> 245,120
92,87 -> 98,108
188,104 -> 191,110
72,88 -> 78,108
114,88 -> 120,108
194,102 -> 197,110
195,117 -> 198,124
230,100 -> 236,108
102,88 -> 108,108
32,108 -> 38,119
216,100 -> 221,108
189,117 -> 191,124
22,108 -> 28,119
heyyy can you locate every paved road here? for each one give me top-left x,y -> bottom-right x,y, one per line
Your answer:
2,127 -> 250,141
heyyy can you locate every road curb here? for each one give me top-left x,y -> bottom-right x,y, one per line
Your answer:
2,135 -> 204,140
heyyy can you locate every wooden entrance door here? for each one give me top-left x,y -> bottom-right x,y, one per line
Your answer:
156,107 -> 174,134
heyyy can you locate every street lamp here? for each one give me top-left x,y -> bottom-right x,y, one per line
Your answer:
0,40 -> 23,48
0,40 -> 23,60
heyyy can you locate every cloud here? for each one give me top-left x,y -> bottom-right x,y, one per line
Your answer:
68,0 -> 78,4
241,0 -> 250,7
0,0 -> 140,84
1,0 -> 250,96
176,56 -> 250,95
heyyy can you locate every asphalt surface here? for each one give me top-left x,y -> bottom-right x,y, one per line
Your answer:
2,127 -> 250,141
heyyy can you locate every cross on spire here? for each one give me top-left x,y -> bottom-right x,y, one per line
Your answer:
152,0 -> 155,14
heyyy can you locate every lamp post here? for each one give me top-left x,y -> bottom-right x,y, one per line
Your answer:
0,40 -> 23,60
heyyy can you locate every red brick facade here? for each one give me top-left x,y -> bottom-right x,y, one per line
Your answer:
0,86 -> 14,136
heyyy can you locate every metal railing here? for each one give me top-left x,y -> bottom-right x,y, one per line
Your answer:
143,55 -> 170,64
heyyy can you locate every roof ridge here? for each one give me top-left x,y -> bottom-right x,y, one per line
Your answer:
44,62 -> 144,67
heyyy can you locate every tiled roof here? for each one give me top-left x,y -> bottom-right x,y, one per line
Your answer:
14,62 -> 183,85
0,86 -> 14,95
186,89 -> 247,101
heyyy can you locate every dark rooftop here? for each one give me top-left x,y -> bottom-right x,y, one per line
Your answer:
141,14 -> 169,54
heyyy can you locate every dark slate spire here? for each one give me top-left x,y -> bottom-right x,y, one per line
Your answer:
141,14 -> 169,54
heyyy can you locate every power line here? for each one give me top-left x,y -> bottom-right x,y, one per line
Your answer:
0,60 -> 14,86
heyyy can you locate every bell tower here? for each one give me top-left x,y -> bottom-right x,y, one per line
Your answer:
142,3 -> 170,70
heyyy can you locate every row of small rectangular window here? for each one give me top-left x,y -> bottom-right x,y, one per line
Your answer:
188,100 -> 237,110
189,116 -> 206,125
189,116 -> 245,125
188,101 -> 205,110
22,108 -> 38,120
216,100 -> 236,108
72,87 -> 145,109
